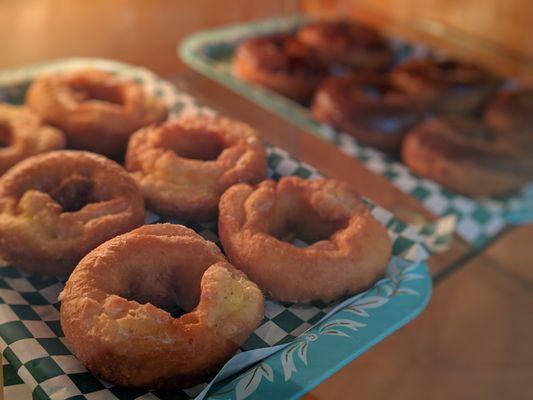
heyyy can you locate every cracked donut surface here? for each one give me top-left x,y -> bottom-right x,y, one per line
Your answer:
26,69 -> 168,157
0,150 -> 145,274
218,176 -> 392,303
126,115 -> 267,220
59,224 -> 264,389
0,104 -> 65,174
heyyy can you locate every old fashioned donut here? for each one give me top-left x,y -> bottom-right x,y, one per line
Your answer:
485,89 -> 533,149
297,20 -> 393,70
0,104 -> 65,174
0,150 -> 145,275
312,73 -> 425,153
401,116 -> 533,195
59,223 -> 264,389
26,69 -> 168,157
391,59 -> 500,114
234,34 -> 326,101
126,115 -> 267,220
218,176 -> 392,303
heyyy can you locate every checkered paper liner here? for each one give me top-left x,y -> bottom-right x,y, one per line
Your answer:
0,59 -> 435,400
179,14 -> 533,248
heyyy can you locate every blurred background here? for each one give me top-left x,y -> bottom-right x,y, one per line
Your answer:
1,1 -> 532,400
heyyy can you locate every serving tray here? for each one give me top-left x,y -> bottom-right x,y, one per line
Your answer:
0,58 -> 441,400
179,14 -> 533,248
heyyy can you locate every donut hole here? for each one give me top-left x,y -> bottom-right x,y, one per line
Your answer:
272,202 -> 349,246
48,175 -> 98,212
0,122 -> 12,148
71,82 -> 125,105
160,128 -> 226,161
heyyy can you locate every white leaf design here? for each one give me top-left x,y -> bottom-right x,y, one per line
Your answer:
381,284 -> 394,297
401,273 -> 424,281
346,295 -> 388,317
319,319 -> 366,337
396,288 -> 420,296
235,363 -> 274,400
281,343 -> 299,381
297,341 -> 309,366
320,329 -> 349,337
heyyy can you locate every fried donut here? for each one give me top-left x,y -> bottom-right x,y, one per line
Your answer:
312,73 -> 425,153
391,59 -> 501,114
234,34 -> 326,101
485,89 -> 533,149
297,20 -> 393,70
26,69 -> 168,157
0,104 -> 65,174
0,150 -> 145,275
59,223 -> 264,389
401,116 -> 533,195
218,177 -> 392,303
126,115 -> 267,220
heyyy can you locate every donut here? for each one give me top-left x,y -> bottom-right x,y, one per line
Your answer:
125,115 -> 267,220
485,89 -> 533,149
296,20 -> 393,70
391,59 -> 501,114
401,116 -> 533,195
234,34 -> 326,101
218,176 -> 392,303
26,69 -> 168,158
311,73 -> 425,153
0,104 -> 65,174
59,223 -> 264,389
0,150 -> 145,275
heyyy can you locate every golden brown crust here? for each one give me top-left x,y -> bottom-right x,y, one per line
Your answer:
391,59 -> 501,115
311,73 -> 425,153
218,177 -> 392,303
125,115 -> 267,220
0,150 -> 145,275
297,20 -> 393,70
26,69 -> 168,157
234,34 -> 326,101
0,104 -> 65,174
401,117 -> 533,195
59,224 -> 264,389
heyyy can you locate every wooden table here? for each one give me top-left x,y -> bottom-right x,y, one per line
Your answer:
1,1 -> 532,399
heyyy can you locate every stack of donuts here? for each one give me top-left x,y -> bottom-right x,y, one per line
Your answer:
234,19 -> 533,196
0,68 -> 392,389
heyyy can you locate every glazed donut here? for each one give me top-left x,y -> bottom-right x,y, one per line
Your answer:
26,69 -> 168,157
391,59 -> 501,114
401,116 -> 533,195
126,115 -> 267,220
312,73 -> 425,153
0,150 -> 145,275
218,176 -> 392,303
485,89 -> 533,149
297,20 -> 393,70
234,34 -> 326,101
59,223 -> 264,389
0,104 -> 65,174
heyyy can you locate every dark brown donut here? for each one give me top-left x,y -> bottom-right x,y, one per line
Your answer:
297,20 -> 393,70
312,73 -> 426,153
391,59 -> 501,115
485,89 -> 533,149
234,34 -> 326,101
401,116 -> 533,195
